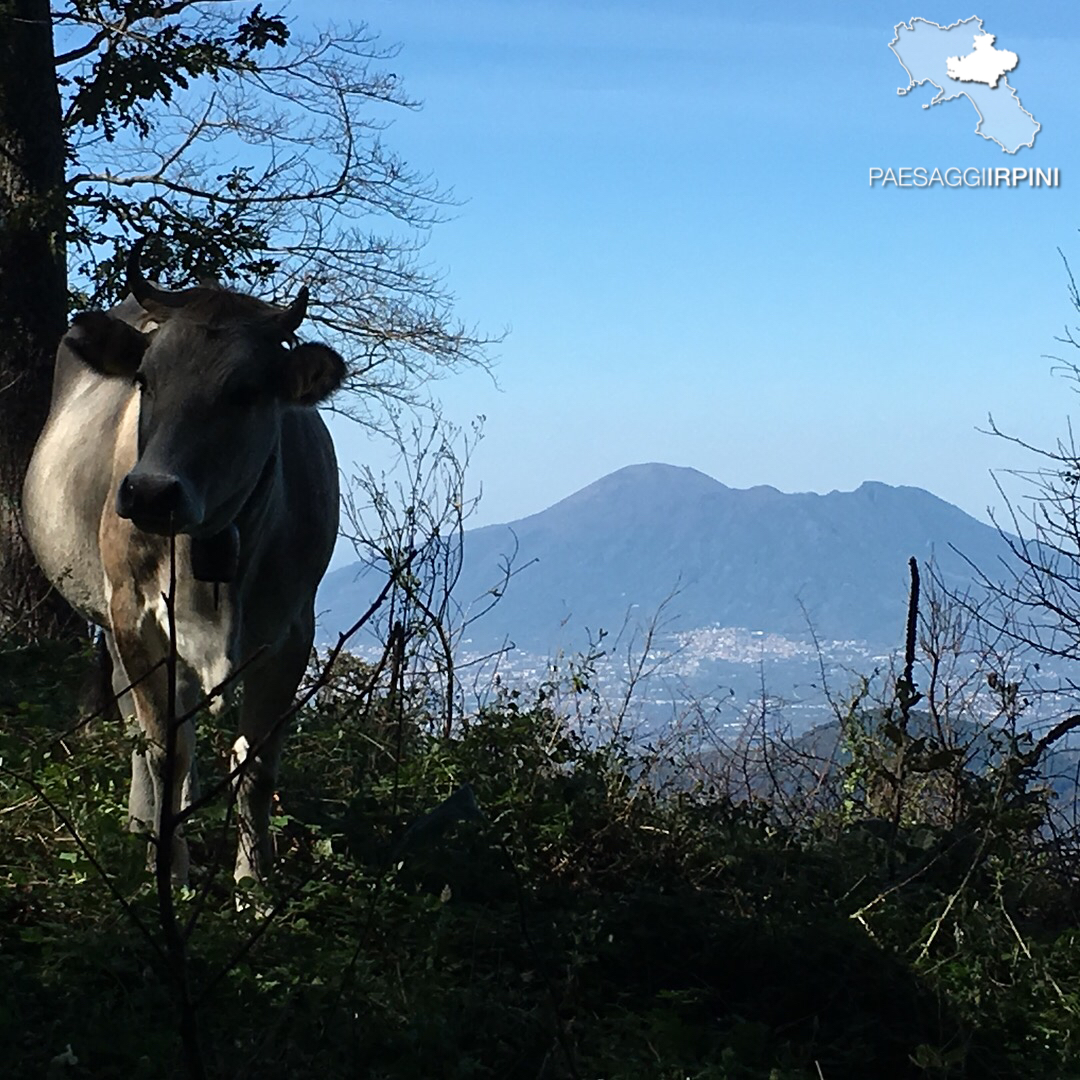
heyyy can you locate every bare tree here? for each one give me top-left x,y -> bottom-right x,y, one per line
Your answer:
341,412 -> 520,738
961,257 -> 1080,745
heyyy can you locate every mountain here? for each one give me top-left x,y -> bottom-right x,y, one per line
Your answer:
318,463 -> 1014,654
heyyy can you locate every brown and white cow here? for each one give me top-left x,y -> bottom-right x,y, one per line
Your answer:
23,243 -> 345,885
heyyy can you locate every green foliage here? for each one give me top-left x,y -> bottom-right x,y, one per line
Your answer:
1,645 -> 1079,1079
65,3 -> 288,141
60,1 -> 296,300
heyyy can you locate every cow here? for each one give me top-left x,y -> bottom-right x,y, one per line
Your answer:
22,242 -> 346,886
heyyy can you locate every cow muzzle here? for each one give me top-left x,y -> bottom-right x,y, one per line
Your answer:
116,472 -> 202,535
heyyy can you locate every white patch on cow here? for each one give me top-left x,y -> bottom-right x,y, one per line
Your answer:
231,735 -> 250,778
152,591 -> 233,713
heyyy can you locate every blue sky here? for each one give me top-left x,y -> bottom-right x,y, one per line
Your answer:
305,1 -> 1080,552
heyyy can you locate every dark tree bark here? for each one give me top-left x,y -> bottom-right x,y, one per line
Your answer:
0,1 -> 82,640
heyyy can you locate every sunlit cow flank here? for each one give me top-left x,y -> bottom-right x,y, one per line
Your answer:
23,243 -> 345,885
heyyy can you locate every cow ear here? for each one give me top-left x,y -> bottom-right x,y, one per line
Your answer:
280,343 -> 346,405
64,312 -> 148,377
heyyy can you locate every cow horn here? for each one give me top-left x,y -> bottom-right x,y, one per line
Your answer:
126,239 -> 199,311
277,285 -> 309,337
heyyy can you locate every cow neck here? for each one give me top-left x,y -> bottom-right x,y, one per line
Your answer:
236,445 -> 279,534
189,447 -> 278,586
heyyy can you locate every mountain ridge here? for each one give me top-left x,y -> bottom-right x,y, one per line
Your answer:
318,463 -> 1012,652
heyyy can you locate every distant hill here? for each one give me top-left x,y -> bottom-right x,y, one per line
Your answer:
720,708 -> 1080,818
318,463 -> 1014,653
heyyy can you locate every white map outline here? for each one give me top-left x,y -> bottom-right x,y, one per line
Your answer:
888,15 -> 1041,154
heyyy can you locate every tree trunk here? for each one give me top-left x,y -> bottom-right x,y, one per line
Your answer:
0,1 -> 81,641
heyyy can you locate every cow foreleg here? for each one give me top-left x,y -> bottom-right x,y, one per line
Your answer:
106,630 -> 159,836
130,737 -> 196,837
233,624 -> 311,885
110,612 -> 196,885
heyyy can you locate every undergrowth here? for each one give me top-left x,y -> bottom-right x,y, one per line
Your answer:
1,640 -> 1079,1079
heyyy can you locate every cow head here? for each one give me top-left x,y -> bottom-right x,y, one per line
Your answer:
63,243 -> 346,543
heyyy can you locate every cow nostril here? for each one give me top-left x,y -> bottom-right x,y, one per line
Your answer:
116,476 -> 135,518
116,472 -> 188,528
